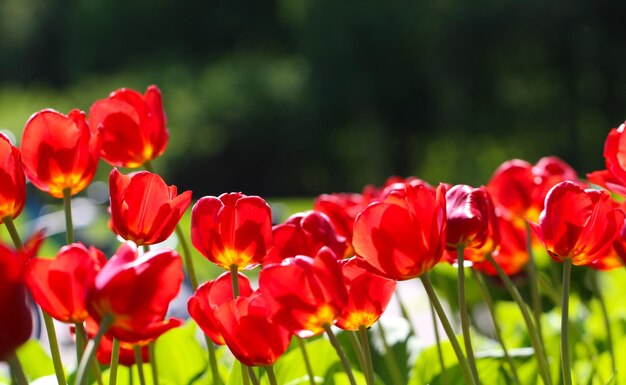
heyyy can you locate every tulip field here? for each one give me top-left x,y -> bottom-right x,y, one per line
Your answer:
3,85 -> 626,385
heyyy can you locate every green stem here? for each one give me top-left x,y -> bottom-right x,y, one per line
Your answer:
43,312 -> 68,385
323,324 -> 357,385
376,320 -> 404,385
430,301 -> 449,385
421,274 -> 476,385
134,345 -> 147,385
457,244 -> 479,384
143,160 -> 155,173
486,254 -> 553,385
589,270 -> 616,378
561,260 -> 573,385
241,363 -> 250,385
297,338 -> 317,385
174,225 -> 199,290
347,330 -> 367,379
6,353 -> 28,385
110,338 -> 120,385
266,366 -> 278,385
76,315 -> 113,385
248,367 -> 259,385
472,270 -> 521,385
92,358 -> 104,385
62,187 -> 74,244
525,222 -> 544,344
149,341 -> 159,385
3,217 -> 22,249
230,264 -> 240,297
75,322 -> 87,365
358,326 -> 376,385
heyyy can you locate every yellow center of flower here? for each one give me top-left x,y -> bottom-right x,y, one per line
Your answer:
303,304 -> 336,334
341,311 -> 379,331
216,247 -> 254,269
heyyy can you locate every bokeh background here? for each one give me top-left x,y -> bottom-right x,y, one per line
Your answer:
2,0 -> 626,197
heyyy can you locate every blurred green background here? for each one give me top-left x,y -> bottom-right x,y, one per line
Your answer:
1,0 -> 625,197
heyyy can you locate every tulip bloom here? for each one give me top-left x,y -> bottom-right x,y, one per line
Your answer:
187,272 -> 253,345
335,257 -> 396,331
352,183 -> 447,280
87,242 -> 184,344
109,168 -> 192,246
215,292 -> 291,367
445,185 -> 499,261
21,109 -> 102,198
531,182 -> 624,265
89,85 -> 168,168
588,123 -> 626,196
0,133 -> 25,223
265,210 -> 347,265
0,242 -> 31,361
260,247 -> 348,338
472,214 -> 529,276
313,193 -> 368,258
488,157 -> 580,224
25,243 -> 106,323
191,193 -> 272,270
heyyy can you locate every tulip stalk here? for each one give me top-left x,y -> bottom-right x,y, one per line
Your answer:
4,218 -> 68,385
297,338 -> 317,385
347,331 -> 367,380
525,222 -> 543,344
485,253 -> 552,385
589,270 -> 616,378
472,270 -> 520,385
430,301 -> 449,385
63,187 -> 74,244
229,264 -> 251,385
266,366 -> 278,385
76,315 -> 113,385
420,273 -> 477,385
457,244 -> 479,384
323,324 -> 357,385
133,345 -> 147,385
110,338 -> 121,385
561,259 -> 573,385
149,341 -> 159,385
7,353 -> 28,385
358,325 -> 376,385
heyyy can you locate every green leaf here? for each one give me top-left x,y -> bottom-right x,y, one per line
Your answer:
154,321 -> 221,385
15,339 -> 55,380
273,336 -> 338,384
332,371 -> 368,385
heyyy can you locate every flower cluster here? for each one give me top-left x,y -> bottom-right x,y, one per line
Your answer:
2,85 -> 626,385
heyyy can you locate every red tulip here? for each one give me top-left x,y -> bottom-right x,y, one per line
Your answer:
89,85 -> 168,168
335,257 -> 396,331
530,182 -> 624,265
25,243 -> 106,323
352,183 -> 447,280
191,193 -> 273,270
109,168 -> 192,246
0,133 -> 25,223
472,213 -> 529,276
445,185 -> 499,260
21,109 -> 102,198
187,271 -> 254,346
260,247 -> 348,338
488,157 -> 580,223
0,242 -> 31,361
313,193 -> 367,258
264,210 -> 347,265
215,291 -> 291,367
588,123 -> 626,196
87,242 -> 184,344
